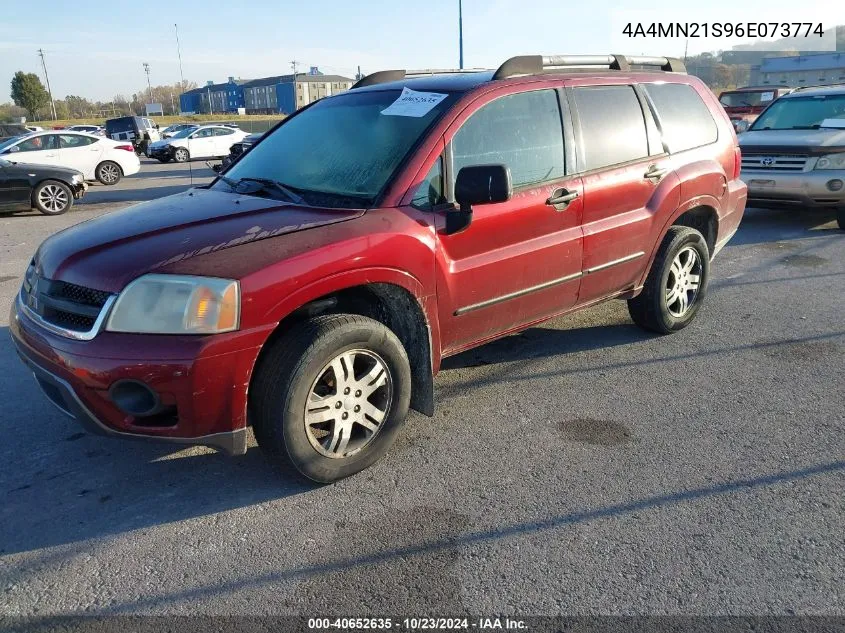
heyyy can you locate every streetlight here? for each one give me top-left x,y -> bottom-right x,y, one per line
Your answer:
458,0 -> 464,69
143,62 -> 152,112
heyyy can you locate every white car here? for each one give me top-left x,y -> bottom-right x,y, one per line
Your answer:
0,131 -> 140,185
66,124 -> 105,136
147,125 -> 250,163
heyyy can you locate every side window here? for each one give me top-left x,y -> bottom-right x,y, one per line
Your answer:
411,157 -> 445,210
452,89 -> 565,189
643,83 -> 718,153
192,129 -> 213,138
214,127 -> 235,136
572,85 -> 649,171
59,134 -> 96,148
16,135 -> 59,152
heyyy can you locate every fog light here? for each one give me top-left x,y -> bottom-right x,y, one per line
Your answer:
826,179 -> 844,192
109,380 -> 161,417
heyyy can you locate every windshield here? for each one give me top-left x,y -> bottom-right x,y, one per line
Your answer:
216,89 -> 456,205
169,127 -> 197,139
0,136 -> 24,151
751,94 -> 845,130
719,91 -> 777,108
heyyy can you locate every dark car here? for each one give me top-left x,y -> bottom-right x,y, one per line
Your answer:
0,124 -> 30,143
216,132 -> 264,172
10,53 -> 746,482
0,157 -> 86,215
104,116 -> 160,153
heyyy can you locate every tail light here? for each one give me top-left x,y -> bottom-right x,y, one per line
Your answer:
116,144 -> 134,152
733,145 -> 742,180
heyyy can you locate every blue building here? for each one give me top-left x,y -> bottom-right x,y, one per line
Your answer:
179,77 -> 247,114
751,53 -> 845,87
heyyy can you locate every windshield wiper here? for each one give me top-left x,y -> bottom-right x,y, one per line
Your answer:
220,176 -> 305,204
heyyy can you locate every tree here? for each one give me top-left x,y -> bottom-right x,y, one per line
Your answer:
10,71 -> 50,120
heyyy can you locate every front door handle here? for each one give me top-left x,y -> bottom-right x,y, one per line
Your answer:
644,165 -> 668,181
546,188 -> 579,211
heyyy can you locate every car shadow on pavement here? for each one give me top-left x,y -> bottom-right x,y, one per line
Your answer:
78,184 -> 208,205
728,206 -> 840,246
0,330 -> 316,557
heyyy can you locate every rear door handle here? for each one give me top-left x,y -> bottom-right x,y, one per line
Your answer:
546,188 -> 579,211
644,165 -> 668,181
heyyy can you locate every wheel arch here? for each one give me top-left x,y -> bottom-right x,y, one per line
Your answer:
253,275 -> 437,417
637,195 -> 720,289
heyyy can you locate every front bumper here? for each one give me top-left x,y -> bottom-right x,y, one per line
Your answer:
147,145 -> 174,160
72,181 -> 87,200
9,294 -> 272,455
742,169 -> 845,208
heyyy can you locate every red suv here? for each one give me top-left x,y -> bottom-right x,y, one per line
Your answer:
10,54 -> 747,482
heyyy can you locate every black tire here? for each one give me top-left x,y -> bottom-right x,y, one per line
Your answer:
32,180 -> 73,216
837,207 -> 845,231
627,226 -> 710,334
251,314 -> 412,483
95,161 -> 122,185
173,147 -> 190,163
157,157 -> 172,164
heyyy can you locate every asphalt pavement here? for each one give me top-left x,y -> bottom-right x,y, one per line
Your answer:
0,162 -> 843,618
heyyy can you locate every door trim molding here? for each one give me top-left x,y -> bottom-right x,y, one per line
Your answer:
453,250 -> 645,316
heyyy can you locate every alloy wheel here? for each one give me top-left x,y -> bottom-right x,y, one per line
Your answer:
304,349 -> 392,459
37,184 -> 69,213
665,246 -> 702,317
100,163 -> 120,184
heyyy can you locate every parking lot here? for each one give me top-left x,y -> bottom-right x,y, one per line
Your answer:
0,161 -> 843,617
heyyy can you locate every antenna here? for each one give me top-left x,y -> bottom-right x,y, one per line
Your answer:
37,48 -> 57,121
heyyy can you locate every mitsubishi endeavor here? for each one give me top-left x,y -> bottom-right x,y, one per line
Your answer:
10,54 -> 747,482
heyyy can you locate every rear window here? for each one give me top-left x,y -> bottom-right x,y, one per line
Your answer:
105,118 -> 138,134
644,83 -> 718,153
572,85 -> 649,171
719,91 -> 776,107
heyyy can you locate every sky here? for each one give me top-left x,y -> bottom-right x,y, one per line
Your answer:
0,0 -> 836,104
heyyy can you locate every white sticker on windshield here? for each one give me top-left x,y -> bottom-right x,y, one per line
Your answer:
381,87 -> 448,117
760,91 -> 774,101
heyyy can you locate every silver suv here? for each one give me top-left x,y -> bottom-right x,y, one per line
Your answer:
739,84 -> 845,229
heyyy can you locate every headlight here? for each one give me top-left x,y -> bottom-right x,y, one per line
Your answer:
70,174 -> 83,184
106,274 -> 240,334
815,153 -> 845,170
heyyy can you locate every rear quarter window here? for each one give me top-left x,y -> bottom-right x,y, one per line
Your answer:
644,83 -> 718,153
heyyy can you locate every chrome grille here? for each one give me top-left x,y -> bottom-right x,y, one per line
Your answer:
20,267 -> 113,338
741,154 -> 809,172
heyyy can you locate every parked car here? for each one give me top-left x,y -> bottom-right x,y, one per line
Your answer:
719,86 -> 794,133
66,124 -> 105,136
0,131 -> 140,185
215,132 -> 264,172
160,123 -> 197,139
9,54 -> 747,482
146,124 -> 250,162
104,116 -> 160,153
0,157 -> 86,215
739,85 -> 845,229
0,123 -> 30,143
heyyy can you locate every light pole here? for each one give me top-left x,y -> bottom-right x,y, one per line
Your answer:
37,48 -> 57,121
458,0 -> 464,69
143,62 -> 152,112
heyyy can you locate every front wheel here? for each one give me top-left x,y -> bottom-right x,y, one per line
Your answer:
173,147 -> 190,163
251,314 -> 412,483
96,161 -> 122,185
627,226 -> 710,334
32,180 -> 73,215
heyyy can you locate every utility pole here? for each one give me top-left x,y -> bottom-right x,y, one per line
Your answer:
37,48 -> 57,121
458,0 -> 464,69
174,24 -> 185,88
684,37 -> 689,64
291,60 -> 299,110
143,62 -> 153,110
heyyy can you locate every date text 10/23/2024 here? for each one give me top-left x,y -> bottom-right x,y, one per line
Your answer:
308,618 -> 528,630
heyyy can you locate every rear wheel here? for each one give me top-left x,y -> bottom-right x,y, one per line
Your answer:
96,161 -> 122,185
32,180 -> 73,215
251,314 -> 412,483
628,226 -> 710,334
173,147 -> 190,163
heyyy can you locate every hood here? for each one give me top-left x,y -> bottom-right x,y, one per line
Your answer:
35,187 -> 365,293
739,128 -> 845,155
6,160 -> 83,178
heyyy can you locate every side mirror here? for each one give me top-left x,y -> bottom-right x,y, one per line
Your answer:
446,164 -> 512,235
6,145 -> 20,153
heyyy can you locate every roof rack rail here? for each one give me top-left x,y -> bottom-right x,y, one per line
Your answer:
792,82 -> 845,92
352,68 -> 486,89
492,54 -> 685,80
